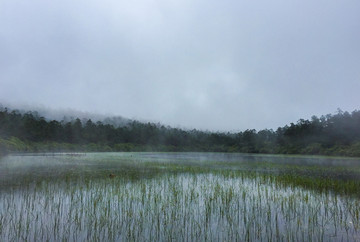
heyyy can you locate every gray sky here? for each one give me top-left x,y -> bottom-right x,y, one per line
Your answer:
1,0 -> 359,131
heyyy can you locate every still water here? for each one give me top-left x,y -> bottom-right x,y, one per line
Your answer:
1,152 -> 360,241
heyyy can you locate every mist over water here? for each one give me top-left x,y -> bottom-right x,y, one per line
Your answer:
1,152 -> 360,191
1,153 -> 360,241
1,0 -> 360,240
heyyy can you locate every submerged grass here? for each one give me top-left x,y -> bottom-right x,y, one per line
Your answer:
1,152 -> 360,241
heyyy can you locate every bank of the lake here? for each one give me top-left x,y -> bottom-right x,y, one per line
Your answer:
1,136 -> 360,158
1,108 -> 360,157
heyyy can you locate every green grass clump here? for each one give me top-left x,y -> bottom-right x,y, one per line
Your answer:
1,152 -> 360,241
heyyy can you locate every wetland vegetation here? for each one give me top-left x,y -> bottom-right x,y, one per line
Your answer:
1,152 -> 360,241
1,106 -> 360,240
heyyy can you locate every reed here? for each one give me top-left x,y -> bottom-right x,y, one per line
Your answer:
1,171 -> 360,241
1,152 -> 360,241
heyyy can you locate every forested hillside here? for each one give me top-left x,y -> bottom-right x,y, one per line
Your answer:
1,107 -> 360,156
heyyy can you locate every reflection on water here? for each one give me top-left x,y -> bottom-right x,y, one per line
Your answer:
1,152 -> 360,241
2,152 -> 360,189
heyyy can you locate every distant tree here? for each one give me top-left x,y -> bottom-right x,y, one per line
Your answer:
1,106 -> 360,155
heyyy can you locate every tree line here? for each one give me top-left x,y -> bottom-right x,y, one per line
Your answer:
0,107 -> 360,156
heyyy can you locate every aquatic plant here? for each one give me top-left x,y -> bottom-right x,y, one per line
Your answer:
1,152 -> 360,241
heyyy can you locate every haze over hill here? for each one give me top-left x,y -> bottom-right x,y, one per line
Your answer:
0,103 -> 132,128
1,104 -> 360,156
1,0 -> 359,131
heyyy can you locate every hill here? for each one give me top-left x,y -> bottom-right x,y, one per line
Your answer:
0,106 -> 359,156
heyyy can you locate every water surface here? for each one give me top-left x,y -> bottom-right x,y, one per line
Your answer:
1,152 -> 360,241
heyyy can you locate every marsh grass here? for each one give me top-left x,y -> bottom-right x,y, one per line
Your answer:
1,152 -> 360,241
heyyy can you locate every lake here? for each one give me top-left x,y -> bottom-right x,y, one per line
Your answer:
1,152 -> 360,241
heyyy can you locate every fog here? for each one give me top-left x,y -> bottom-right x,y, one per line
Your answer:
1,0 -> 359,131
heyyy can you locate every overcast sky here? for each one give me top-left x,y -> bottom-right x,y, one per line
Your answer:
0,0 -> 359,131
